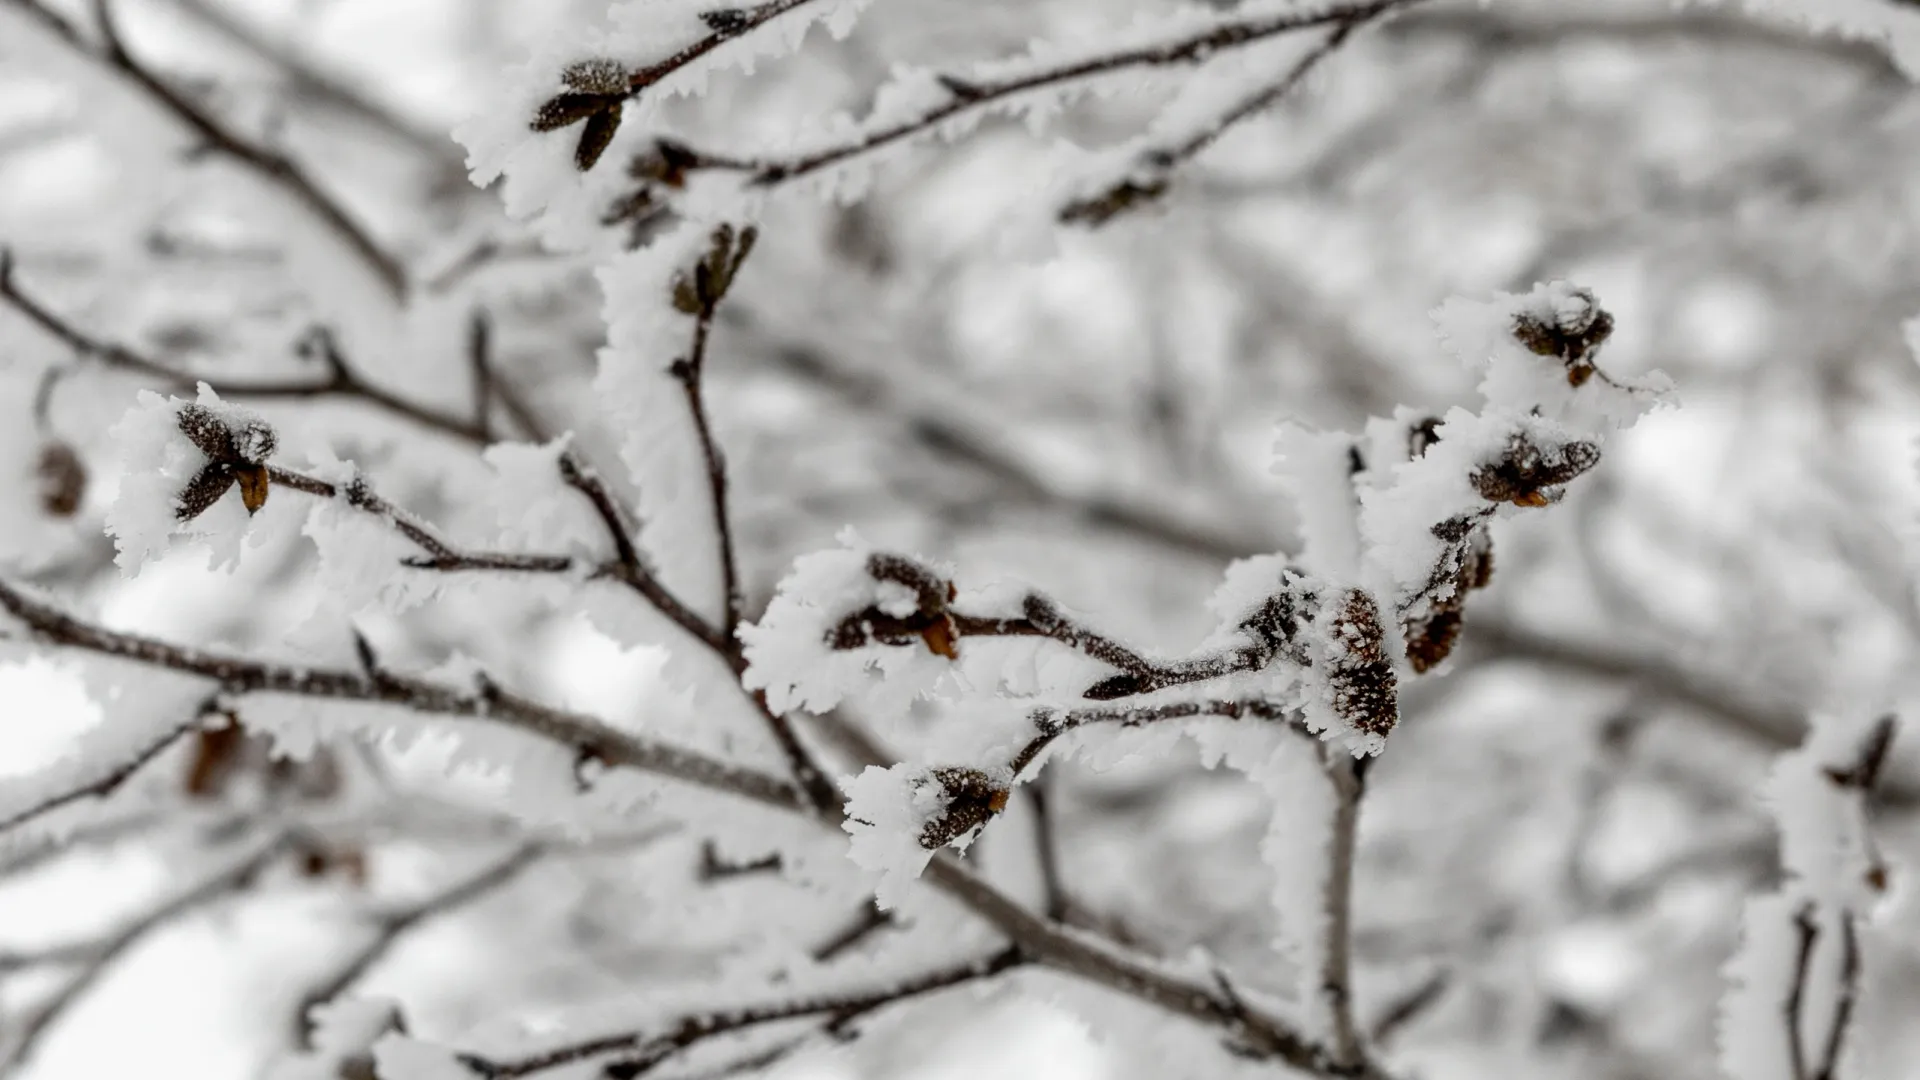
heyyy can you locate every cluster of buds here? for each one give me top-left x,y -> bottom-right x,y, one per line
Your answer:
1510,283 -> 1616,387
912,767 -> 1010,850
174,402 -> 277,520
826,553 -> 963,661
530,58 -> 631,171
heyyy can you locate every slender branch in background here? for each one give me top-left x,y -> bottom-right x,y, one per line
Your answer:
0,709 -> 205,836
0,256 -> 493,444
160,0 -> 459,167
0,833 -> 290,1074
1785,903 -> 1818,1080
85,0 -> 408,297
460,947 -> 1026,1079
808,905 -> 896,963
1812,915 -> 1862,1080
656,0 -> 1431,187
1026,775 -> 1069,922
1368,970 -> 1449,1047
1061,8 -> 1385,226
557,450 -> 732,655
697,840 -> 782,881
292,844 -> 545,1048
1322,755 -> 1369,1072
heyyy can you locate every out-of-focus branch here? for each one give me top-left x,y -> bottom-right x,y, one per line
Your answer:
0,711 -> 201,836
292,843 -> 546,1048
161,0 -> 459,167
660,0 -> 1432,188
460,946 -> 1026,1078
76,0 -> 408,297
1061,8 -> 1386,226
0,832 -> 290,1073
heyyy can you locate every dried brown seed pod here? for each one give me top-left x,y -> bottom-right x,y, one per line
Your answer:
1469,433 -> 1600,507
1322,589 -> 1398,740
35,441 -> 85,517
915,767 -> 1011,850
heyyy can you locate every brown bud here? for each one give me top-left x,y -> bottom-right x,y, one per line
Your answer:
36,441 -> 85,517
1323,589 -> 1397,739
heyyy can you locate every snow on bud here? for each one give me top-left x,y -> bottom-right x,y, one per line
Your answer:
740,533 -> 958,714
1432,280 -> 1669,435
1302,587 -> 1397,753
104,385 -> 283,572
841,762 -> 1011,910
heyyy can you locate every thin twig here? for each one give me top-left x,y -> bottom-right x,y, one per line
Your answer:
1061,10 -> 1384,225
808,905 -> 896,964
463,946 -> 1025,1078
0,705 -> 208,836
1811,913 -> 1861,1080
661,0 -> 1430,188
557,450 -> 732,654
1027,775 -> 1069,922
1322,755 -> 1369,1071
0,577 -> 807,813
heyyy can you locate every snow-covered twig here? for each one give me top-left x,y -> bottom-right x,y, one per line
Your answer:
641,0 -> 1432,190
459,946 -> 1025,1078
1061,9 -> 1385,227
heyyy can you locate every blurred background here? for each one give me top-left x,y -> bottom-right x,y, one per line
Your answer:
2,0 -> 1920,1077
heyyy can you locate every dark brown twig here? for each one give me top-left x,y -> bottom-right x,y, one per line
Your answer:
1785,903 -> 1818,1080
0,577 -> 807,812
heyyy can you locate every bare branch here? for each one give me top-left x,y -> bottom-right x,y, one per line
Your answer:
0,257 -> 492,445
0,705 -> 206,836
0,833 -> 289,1073
0,577 -> 809,813
1322,755 -> 1368,1071
1062,9 -> 1386,226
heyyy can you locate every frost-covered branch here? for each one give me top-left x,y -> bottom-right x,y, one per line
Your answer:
459,946 -> 1026,1078
1060,6 -> 1385,227
0,577 -> 809,812
1321,755 -> 1369,1071
621,0 -> 1429,194
1720,714 -> 1898,1080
